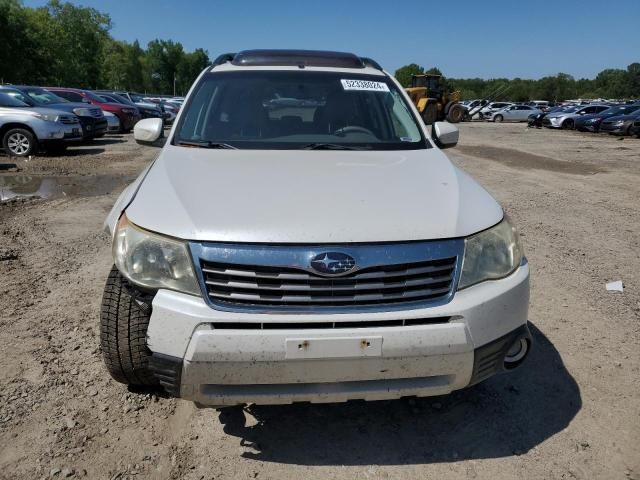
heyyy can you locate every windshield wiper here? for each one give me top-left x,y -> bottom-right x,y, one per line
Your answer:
302,143 -> 369,151
176,140 -> 237,149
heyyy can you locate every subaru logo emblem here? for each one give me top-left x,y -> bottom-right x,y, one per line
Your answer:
310,252 -> 356,276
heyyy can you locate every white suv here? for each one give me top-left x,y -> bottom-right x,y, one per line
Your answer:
101,50 -> 531,407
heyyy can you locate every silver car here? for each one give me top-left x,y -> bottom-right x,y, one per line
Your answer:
480,102 -> 513,119
488,104 -> 541,122
0,92 -> 82,156
542,104 -> 611,129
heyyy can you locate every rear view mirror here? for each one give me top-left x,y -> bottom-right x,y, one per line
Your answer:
432,122 -> 459,149
134,118 -> 163,145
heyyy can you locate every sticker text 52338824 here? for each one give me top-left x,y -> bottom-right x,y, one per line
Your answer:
341,79 -> 390,92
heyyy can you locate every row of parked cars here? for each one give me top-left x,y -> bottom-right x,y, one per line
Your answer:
0,85 -> 184,157
470,99 -> 640,137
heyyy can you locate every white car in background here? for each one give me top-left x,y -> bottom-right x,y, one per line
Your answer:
488,104 -> 541,122
480,102 -> 514,119
100,49 -> 531,408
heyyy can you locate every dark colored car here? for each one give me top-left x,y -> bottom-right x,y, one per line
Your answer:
94,91 -> 164,120
575,104 -> 640,132
0,85 -> 107,139
46,87 -> 140,133
599,109 -> 640,135
115,92 -> 174,124
527,106 -> 571,128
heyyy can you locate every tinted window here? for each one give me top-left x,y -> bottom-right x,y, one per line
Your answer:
24,88 -> 68,105
52,90 -> 83,102
175,71 -> 427,150
0,92 -> 29,107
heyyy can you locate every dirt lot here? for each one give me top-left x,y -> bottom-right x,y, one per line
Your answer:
0,124 -> 638,480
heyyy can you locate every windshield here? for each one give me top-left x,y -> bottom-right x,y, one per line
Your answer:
24,88 -> 67,105
0,92 -> 29,107
82,90 -> 106,103
174,71 -> 427,150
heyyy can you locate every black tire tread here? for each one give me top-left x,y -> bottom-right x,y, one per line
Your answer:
100,266 -> 157,386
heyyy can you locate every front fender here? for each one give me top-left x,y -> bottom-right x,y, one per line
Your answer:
104,159 -> 156,238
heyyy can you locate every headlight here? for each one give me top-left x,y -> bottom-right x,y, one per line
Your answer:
614,120 -> 624,125
35,113 -> 59,122
113,214 -> 200,296
72,107 -> 92,116
458,216 -> 524,289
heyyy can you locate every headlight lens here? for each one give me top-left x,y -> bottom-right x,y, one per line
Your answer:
459,216 -> 524,289
35,113 -> 59,122
113,214 -> 200,296
72,107 -> 92,116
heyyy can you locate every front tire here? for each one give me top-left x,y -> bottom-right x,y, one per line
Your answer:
446,104 -> 465,123
562,119 -> 574,130
3,128 -> 37,157
494,115 -> 503,122
422,103 -> 438,125
100,266 -> 157,386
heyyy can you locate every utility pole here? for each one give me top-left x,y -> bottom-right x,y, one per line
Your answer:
173,74 -> 176,97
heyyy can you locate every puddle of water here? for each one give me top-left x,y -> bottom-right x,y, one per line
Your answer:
0,175 -> 135,203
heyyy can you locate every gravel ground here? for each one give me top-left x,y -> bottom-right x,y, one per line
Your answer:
0,125 -> 638,479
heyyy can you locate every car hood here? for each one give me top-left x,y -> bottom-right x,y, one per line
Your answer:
0,106 -> 72,118
32,102 -> 90,113
135,102 -> 160,110
604,114 -> 638,122
125,145 -> 503,243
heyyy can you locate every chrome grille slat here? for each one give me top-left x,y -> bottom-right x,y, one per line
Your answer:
202,262 -> 454,282
208,285 -> 452,304
205,272 -> 453,292
201,255 -> 457,308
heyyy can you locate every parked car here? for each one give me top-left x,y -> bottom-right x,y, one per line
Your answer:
527,106 -> 571,128
94,91 -> 163,120
479,102 -> 513,119
0,85 -> 107,140
629,118 -> 640,137
46,87 -> 140,133
489,104 -> 541,122
542,104 -> 610,129
575,104 -> 640,132
114,91 -> 172,124
100,49 -> 531,408
0,92 -> 81,156
599,109 -> 640,135
103,111 -> 121,133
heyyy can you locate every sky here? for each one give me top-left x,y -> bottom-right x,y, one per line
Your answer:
23,0 -> 640,80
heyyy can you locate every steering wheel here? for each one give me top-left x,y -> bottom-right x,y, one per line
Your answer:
333,125 -> 375,137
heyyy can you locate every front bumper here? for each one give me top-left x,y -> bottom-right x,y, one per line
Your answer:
600,123 -> 627,134
146,261 -> 530,406
78,116 -> 108,138
543,117 -> 562,128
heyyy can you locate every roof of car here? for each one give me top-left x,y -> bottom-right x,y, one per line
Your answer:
211,49 -> 384,73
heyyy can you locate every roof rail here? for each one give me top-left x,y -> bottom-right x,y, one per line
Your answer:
212,53 -> 236,66
230,49 -> 365,69
360,57 -> 383,71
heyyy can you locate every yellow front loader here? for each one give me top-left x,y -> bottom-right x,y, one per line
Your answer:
405,74 -> 465,124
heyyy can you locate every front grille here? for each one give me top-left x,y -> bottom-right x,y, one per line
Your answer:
201,257 -> 457,308
59,115 -> 79,124
542,118 -> 551,125
210,317 -> 451,329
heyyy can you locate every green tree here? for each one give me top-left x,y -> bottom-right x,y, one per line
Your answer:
394,63 -> 424,87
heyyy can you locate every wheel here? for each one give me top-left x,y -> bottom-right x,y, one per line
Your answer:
100,266 -> 157,386
494,115 -> 503,123
562,119 -> 574,130
3,128 -> 37,157
421,103 -> 438,125
446,104 -> 465,123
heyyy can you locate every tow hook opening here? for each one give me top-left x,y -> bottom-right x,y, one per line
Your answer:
504,337 -> 530,369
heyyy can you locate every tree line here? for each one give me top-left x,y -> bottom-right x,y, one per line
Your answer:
395,63 -> 640,102
0,0 -> 210,95
2,0 -> 638,99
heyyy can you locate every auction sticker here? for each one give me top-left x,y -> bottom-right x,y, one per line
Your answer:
341,79 -> 390,92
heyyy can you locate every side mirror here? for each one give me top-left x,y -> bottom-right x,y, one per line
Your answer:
134,118 -> 163,145
432,122 -> 459,149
